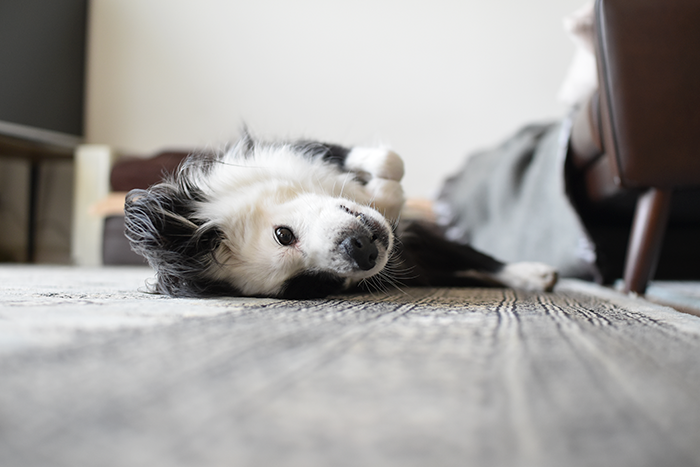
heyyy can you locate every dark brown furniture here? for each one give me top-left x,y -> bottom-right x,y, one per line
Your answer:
102,151 -> 191,265
569,0 -> 700,294
0,134 -> 74,262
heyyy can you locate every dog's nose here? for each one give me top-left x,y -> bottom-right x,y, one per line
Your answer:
341,234 -> 378,271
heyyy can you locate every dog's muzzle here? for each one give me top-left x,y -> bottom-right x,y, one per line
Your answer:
341,234 -> 379,271
337,203 -> 390,273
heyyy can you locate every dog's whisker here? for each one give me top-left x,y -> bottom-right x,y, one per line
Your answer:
338,171 -> 354,199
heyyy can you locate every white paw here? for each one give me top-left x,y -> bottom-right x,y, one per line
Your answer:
365,178 -> 405,223
345,147 -> 405,182
496,262 -> 558,292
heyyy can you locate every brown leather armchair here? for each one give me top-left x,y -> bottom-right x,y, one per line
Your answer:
569,0 -> 700,294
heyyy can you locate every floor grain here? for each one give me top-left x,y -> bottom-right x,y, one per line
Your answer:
1,267 -> 700,467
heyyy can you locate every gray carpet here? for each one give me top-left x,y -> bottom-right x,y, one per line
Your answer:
2,266 -> 700,467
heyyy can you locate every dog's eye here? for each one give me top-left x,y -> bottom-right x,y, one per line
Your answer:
275,227 -> 296,246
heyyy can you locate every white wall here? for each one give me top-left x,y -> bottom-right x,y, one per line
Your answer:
86,0 -> 584,198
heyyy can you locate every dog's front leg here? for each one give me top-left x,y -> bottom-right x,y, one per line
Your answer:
344,147 -> 406,222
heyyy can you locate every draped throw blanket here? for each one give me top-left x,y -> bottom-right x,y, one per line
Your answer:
436,120 -> 600,281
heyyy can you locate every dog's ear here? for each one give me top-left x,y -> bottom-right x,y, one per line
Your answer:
124,180 -> 238,297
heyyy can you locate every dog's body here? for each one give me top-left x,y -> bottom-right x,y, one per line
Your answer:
125,134 -> 557,298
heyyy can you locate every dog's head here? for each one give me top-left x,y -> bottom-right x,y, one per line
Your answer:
124,139 -> 395,299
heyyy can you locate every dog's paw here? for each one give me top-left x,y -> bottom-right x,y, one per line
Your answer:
497,262 -> 558,292
345,147 -> 405,182
365,178 -> 405,222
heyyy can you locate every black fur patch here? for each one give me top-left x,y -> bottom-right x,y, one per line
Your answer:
281,271 -> 347,299
124,177 -> 241,298
388,221 -> 506,288
292,141 -> 351,170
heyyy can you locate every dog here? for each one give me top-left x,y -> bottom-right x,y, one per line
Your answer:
124,132 -> 557,299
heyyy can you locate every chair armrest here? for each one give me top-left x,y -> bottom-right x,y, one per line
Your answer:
595,0 -> 700,188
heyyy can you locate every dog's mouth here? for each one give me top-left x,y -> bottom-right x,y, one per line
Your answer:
338,204 -> 392,273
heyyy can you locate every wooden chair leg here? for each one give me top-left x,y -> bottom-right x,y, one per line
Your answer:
623,188 -> 673,294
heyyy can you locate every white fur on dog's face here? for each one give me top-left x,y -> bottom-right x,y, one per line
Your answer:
195,144 -> 397,297
208,193 -> 392,297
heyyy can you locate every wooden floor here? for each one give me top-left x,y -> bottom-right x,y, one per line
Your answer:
1,267 -> 700,467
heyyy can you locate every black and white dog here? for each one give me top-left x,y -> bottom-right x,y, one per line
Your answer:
125,133 -> 557,299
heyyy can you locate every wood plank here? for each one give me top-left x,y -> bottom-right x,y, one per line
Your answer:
1,267 -> 699,466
